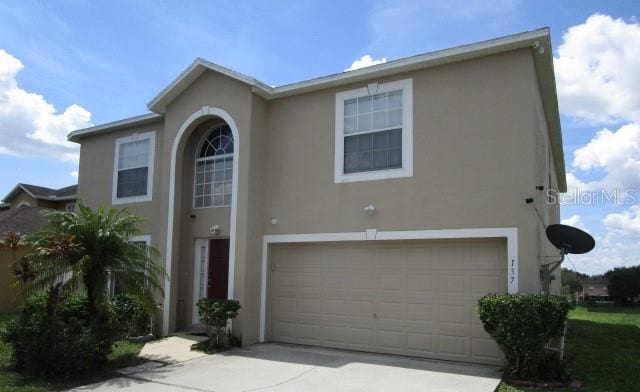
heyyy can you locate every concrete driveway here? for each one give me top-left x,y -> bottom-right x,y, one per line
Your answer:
72,343 -> 502,392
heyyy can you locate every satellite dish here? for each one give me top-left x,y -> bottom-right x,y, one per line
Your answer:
546,224 -> 595,255
541,224 -> 595,284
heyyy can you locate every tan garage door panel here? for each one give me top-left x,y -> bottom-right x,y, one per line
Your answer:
268,239 -> 506,365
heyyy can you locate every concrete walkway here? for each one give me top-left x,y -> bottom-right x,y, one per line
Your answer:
137,334 -> 208,364
71,343 -> 502,392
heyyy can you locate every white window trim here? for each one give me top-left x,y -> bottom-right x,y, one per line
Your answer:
258,227 -> 518,342
112,131 -> 156,204
334,78 -> 413,183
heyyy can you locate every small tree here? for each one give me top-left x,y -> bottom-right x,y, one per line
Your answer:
26,204 -> 166,318
196,298 -> 241,349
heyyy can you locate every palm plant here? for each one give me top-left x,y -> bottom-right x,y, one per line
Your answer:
26,203 -> 165,317
3,232 -> 33,285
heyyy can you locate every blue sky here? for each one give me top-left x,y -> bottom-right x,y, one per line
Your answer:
0,0 -> 639,274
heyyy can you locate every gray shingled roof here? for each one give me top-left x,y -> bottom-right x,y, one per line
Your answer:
2,184 -> 77,203
0,206 -> 50,236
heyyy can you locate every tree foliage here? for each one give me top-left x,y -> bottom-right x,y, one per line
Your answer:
561,268 -> 589,294
606,266 -> 640,303
26,203 -> 165,315
2,204 -> 168,377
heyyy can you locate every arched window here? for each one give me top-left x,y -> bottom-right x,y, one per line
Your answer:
194,124 -> 234,208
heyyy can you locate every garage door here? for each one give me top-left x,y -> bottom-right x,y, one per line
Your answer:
267,239 -> 506,365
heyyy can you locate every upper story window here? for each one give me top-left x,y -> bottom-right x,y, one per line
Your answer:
334,78 -> 413,183
194,124 -> 234,208
112,131 -> 155,204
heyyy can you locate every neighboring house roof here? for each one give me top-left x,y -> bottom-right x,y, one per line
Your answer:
584,284 -> 610,297
66,28 -> 566,191
2,184 -> 78,203
0,206 -> 49,236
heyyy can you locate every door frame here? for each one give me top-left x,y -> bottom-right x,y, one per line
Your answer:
192,237 -> 230,325
259,227 -> 518,342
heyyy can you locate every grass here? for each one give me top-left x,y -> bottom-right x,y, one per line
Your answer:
498,305 -> 640,392
0,313 -> 147,391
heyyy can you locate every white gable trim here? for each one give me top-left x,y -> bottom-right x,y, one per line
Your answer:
259,227 -> 518,342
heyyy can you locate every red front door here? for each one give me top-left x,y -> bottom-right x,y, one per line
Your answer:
207,239 -> 229,299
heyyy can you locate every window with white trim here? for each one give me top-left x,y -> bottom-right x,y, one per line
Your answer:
112,132 -> 155,204
335,79 -> 413,183
194,124 -> 234,208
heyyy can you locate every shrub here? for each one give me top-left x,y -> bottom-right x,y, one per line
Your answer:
111,294 -> 151,338
196,298 -> 241,350
1,293 -> 117,377
477,294 -> 571,380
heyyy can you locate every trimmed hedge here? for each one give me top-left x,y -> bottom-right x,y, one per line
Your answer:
477,294 -> 570,380
2,293 -> 117,377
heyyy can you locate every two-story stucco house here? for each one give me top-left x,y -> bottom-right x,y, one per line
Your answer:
68,28 -> 565,366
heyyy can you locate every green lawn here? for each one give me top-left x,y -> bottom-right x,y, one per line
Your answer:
498,305 -> 640,392
0,313 -> 147,391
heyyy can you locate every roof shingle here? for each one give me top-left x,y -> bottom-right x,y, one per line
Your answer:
2,184 -> 77,203
0,206 -> 50,236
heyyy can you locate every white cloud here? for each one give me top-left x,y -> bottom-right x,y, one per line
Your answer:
70,171 -> 78,179
571,123 -> 640,191
0,49 -> 91,163
345,55 -> 387,71
565,172 -> 592,192
568,230 -> 640,275
604,205 -> 640,236
561,214 -> 586,230
563,206 -> 640,275
554,14 -> 640,124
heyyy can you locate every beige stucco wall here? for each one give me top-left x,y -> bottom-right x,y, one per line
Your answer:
76,46 -> 564,341
8,192 -> 37,208
77,120 -> 165,240
0,245 -> 28,312
263,48 -> 553,297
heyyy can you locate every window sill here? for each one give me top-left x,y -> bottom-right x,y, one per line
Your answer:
112,195 -> 152,205
334,167 -> 413,183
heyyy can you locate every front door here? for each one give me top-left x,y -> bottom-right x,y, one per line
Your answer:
207,238 -> 229,299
